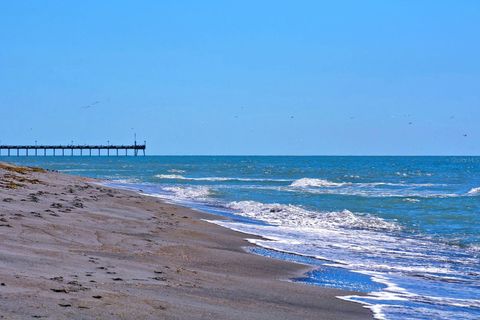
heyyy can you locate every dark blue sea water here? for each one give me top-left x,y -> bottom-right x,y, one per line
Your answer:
3,156 -> 479,319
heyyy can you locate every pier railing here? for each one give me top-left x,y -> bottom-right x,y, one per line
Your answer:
0,144 -> 146,156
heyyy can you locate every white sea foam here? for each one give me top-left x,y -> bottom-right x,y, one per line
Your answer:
468,244 -> 480,252
290,178 -> 348,187
168,169 -> 186,173
210,219 -> 467,277
345,175 -> 361,179
227,201 -> 400,232
264,185 -> 459,199
467,187 -> 480,195
290,178 -> 439,189
328,262 -> 454,275
162,186 -> 212,200
156,174 -> 186,179
338,296 -> 386,320
395,171 -> 433,177
111,178 -> 140,184
155,174 -> 289,182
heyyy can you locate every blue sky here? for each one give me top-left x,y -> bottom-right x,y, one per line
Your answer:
0,1 -> 479,155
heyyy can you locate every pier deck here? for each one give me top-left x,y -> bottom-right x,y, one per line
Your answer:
0,144 -> 146,156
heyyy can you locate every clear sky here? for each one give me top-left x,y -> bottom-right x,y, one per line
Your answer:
0,1 -> 479,155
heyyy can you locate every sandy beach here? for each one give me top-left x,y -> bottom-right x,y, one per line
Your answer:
0,162 -> 371,320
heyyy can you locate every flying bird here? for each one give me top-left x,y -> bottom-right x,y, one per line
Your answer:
81,101 -> 101,109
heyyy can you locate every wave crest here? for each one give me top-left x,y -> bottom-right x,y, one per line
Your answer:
155,174 -> 288,182
168,169 -> 186,174
162,186 -> 212,200
467,187 -> 480,195
291,178 -> 439,189
156,174 -> 185,179
291,178 -> 348,187
227,201 -> 400,232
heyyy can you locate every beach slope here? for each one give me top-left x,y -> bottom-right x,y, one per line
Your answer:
0,163 -> 371,320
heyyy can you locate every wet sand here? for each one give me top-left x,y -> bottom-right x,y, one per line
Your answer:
0,162 -> 372,319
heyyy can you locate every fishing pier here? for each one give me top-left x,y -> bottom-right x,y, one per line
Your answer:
0,142 -> 146,157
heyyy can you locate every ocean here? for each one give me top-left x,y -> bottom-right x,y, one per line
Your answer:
4,156 -> 479,320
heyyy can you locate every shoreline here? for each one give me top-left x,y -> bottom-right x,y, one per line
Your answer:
0,162 -> 372,319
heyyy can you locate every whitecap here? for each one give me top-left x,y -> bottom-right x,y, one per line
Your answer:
155,174 -> 290,182
162,186 -> 212,200
467,187 -> 480,195
290,178 -> 348,187
290,178 -> 438,189
271,185 -> 459,199
155,174 -> 186,179
395,171 -> 434,178
226,201 -> 400,232
168,169 -> 186,174
468,244 -> 480,252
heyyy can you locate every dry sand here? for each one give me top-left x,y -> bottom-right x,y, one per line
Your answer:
0,162 -> 372,319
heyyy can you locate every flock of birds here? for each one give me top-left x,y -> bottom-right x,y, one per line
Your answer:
78,102 -> 469,138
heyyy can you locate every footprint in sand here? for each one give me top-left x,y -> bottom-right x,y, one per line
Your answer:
152,276 -> 167,281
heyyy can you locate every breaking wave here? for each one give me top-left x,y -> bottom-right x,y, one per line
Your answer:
282,187 -> 460,199
290,178 -> 438,188
167,169 -> 186,174
286,178 -> 462,198
226,201 -> 400,232
467,187 -> 480,195
156,174 -> 186,179
290,178 -> 348,187
162,186 -> 213,200
155,174 -> 289,182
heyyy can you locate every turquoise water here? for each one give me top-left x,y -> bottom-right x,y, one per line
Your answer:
3,156 -> 480,319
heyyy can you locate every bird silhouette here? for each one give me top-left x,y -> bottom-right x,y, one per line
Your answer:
81,101 -> 101,109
